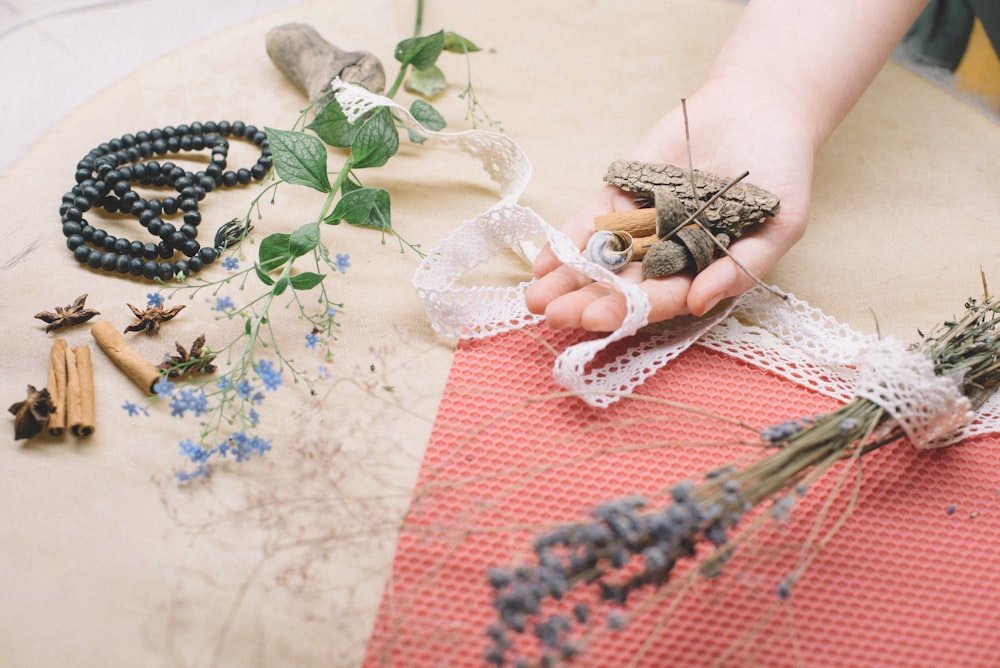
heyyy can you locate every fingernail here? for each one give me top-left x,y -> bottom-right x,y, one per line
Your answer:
701,293 -> 725,315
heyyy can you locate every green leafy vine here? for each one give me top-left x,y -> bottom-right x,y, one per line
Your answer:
137,4 -> 496,482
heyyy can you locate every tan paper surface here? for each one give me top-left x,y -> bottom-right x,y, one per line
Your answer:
1,2 -> 998,667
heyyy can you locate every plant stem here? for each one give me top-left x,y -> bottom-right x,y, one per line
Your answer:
413,0 -> 424,37
386,66 -> 408,99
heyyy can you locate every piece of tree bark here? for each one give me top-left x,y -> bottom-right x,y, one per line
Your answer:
604,160 -> 780,240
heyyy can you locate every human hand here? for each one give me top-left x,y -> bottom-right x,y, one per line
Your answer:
525,76 -> 818,332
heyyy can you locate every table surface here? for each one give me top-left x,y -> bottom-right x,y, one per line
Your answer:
2,2 -> 1000,667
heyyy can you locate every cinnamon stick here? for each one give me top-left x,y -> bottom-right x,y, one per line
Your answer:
64,344 -> 82,437
91,320 -> 161,395
46,338 -> 68,436
593,208 -> 656,237
72,345 -> 95,437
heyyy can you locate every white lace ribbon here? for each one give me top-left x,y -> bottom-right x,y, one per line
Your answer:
333,81 -> 1000,440
853,338 -> 973,448
336,80 -> 695,408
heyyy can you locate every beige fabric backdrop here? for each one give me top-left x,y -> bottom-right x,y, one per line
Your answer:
1,2 -> 998,667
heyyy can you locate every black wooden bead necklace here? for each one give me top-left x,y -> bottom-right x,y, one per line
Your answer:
59,121 -> 272,281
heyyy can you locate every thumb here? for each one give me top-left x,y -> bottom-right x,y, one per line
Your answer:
686,227 -> 795,316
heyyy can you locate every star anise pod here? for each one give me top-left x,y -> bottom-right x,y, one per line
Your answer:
156,334 -> 218,377
8,385 -> 55,440
34,294 -> 100,332
124,303 -> 185,335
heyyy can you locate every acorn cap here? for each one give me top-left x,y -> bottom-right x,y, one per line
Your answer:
653,187 -> 689,239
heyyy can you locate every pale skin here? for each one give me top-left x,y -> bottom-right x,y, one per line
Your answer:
526,0 -> 931,332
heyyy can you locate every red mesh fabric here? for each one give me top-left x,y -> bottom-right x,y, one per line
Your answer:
363,325 -> 1000,667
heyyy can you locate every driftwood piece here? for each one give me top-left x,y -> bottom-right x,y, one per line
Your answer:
604,160 -> 780,239
266,23 -> 386,106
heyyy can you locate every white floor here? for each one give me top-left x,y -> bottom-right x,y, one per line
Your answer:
0,0 -> 309,174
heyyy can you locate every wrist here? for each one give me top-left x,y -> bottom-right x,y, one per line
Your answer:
700,67 -> 828,157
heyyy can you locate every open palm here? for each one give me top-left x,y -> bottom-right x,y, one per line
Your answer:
525,78 -> 816,332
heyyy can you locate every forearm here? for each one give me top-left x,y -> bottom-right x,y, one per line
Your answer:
529,1 -> 931,328
709,0 -> 930,152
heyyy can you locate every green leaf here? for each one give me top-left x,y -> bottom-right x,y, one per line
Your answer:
307,97 -> 359,148
350,108 -> 399,169
324,187 -> 391,230
341,171 -> 363,194
394,30 -> 445,69
258,232 -> 291,271
405,65 -> 448,99
265,126 -> 332,192
405,127 -> 426,145
405,99 -> 447,144
244,318 -> 253,335
326,173 -> 363,223
254,264 -> 276,286
289,223 -> 321,257
273,276 -> 290,296
290,272 -> 326,290
410,99 -> 447,131
442,32 -> 481,54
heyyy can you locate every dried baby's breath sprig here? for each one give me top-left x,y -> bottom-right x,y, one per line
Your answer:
486,284 -> 1000,667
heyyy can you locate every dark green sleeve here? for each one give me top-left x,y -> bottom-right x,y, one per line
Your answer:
903,0 -> 975,71
902,0 -> 1000,71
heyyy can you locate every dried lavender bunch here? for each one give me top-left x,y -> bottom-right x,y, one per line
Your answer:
486,288 -> 1000,667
